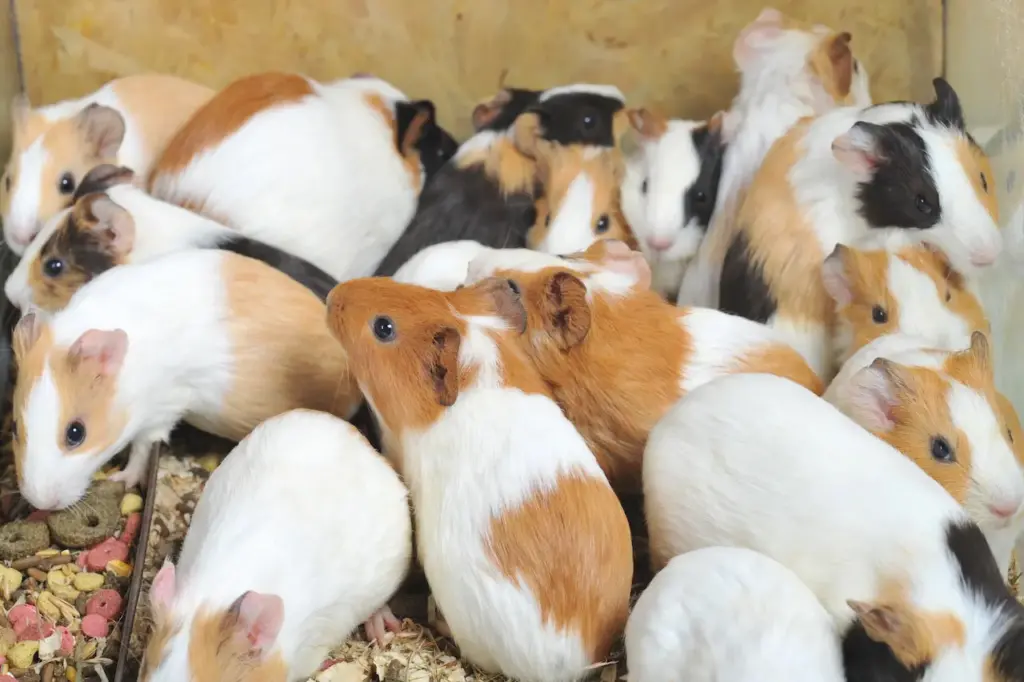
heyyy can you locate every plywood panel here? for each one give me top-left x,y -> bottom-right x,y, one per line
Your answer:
14,0 -> 941,140
0,4 -> 22,159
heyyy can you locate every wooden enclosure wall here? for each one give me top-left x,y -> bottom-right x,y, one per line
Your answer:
0,7 -> 21,159
12,0 -> 941,140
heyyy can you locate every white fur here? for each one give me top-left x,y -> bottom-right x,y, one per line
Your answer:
463,247 -> 637,299
148,76 -> 420,282
625,547 -> 844,682
644,373 -> 1015,680
537,174 -> 600,255
395,315 -> 615,682
4,85 -> 148,253
391,240 -> 492,291
146,409 -> 411,682
825,333 -> 1024,575
538,84 -> 625,103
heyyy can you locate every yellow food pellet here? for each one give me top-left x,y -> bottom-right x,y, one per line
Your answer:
90,471 -> 108,481
106,560 -> 132,578
198,454 -> 220,473
66,667 -> 77,682
72,572 -> 104,592
0,567 -> 22,594
36,591 -> 61,622
8,640 -> 39,669
80,640 -> 97,660
35,549 -> 59,558
119,493 -> 143,516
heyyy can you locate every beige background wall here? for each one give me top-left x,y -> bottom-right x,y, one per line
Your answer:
0,6 -> 21,159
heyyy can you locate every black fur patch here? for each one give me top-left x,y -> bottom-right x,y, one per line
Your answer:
685,125 -> 727,233
373,163 -> 537,277
38,208 -> 119,283
528,91 -> 624,147
395,100 -> 460,180
855,122 -> 942,231
348,401 -> 382,451
842,622 -> 926,682
71,165 -> 133,203
215,235 -> 338,303
478,88 -> 542,132
923,78 -> 966,131
718,231 -> 777,323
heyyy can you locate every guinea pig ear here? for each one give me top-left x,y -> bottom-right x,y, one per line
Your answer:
149,560 -> 177,617
589,239 -> 653,291
832,122 -> 887,178
925,78 -> 966,131
823,31 -> 854,99
512,111 -> 552,160
12,310 -> 45,359
428,326 -> 461,406
10,93 -> 30,133
540,271 -> 591,350
946,330 -> 993,383
627,108 -> 667,141
223,591 -> 284,658
75,104 -> 126,161
844,357 -> 912,433
478,277 -> 527,334
396,100 -> 436,155
82,195 -> 136,256
847,599 -> 960,669
72,164 -> 135,202
733,7 -> 786,68
471,89 -> 513,131
68,328 -> 129,377
821,244 -> 855,307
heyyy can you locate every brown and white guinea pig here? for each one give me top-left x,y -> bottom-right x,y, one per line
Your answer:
711,78 -> 1000,382
373,83 -> 631,276
145,72 -> 456,283
325,276 -> 632,682
1,74 -> 214,254
5,165 -> 337,312
825,332 -> 1024,577
678,7 -> 871,308
11,248 -> 361,511
463,239 -> 823,492
821,241 -> 990,366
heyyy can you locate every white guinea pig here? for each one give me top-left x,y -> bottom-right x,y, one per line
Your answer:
625,546 -> 844,682
391,240 -> 491,291
141,409 -> 412,682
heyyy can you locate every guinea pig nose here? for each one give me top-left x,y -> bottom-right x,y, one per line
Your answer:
988,501 -> 1020,519
647,236 -> 673,252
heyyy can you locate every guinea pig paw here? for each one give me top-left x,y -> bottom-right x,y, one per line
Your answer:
363,605 -> 402,646
107,466 -> 144,489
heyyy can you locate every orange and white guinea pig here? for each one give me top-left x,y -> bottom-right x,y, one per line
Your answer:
1,74 -> 213,253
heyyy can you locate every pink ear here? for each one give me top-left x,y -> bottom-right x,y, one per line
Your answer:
232,591 -> 284,656
821,245 -> 853,307
602,246 -> 652,291
845,359 -> 901,432
68,329 -> 129,376
150,561 -> 177,615
734,8 -> 786,67
832,123 -> 885,177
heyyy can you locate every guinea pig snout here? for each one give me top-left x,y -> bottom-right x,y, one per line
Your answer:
646,236 -> 673,252
987,498 -> 1023,523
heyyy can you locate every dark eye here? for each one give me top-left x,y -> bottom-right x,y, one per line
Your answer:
929,436 -> 955,463
371,316 -> 396,342
58,172 -> 75,195
980,172 -> 988,193
595,214 -> 610,234
582,114 -> 596,130
43,258 -> 64,278
506,279 -> 520,296
871,305 -> 888,324
915,194 -> 933,215
641,179 -> 648,195
853,60 -> 860,74
694,190 -> 708,205
64,420 -> 86,449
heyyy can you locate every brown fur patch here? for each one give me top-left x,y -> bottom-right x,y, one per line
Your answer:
808,31 -> 855,104
212,253 -> 362,441
455,135 -> 538,196
996,392 -> 1024,467
895,244 -> 991,335
487,468 -> 632,662
362,92 -> 424,192
150,73 -> 315,182
729,343 -> 825,395
140,619 -> 178,681
829,246 -> 902,353
955,137 -> 1000,224
627,108 -> 667,140
188,606 -> 288,682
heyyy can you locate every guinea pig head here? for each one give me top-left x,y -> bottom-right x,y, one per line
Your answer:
822,242 -> 989,365
842,333 -> 1024,531
325,277 -> 528,434
5,165 -> 137,313
143,561 -> 287,682
521,83 -> 630,148
394,99 -> 459,185
831,80 -> 1001,272
2,97 -> 127,254
471,87 -> 542,133
12,312 -> 130,510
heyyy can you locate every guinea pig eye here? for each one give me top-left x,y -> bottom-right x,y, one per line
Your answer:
43,258 -> 65,278
595,214 -> 610,234
929,435 -> 955,463
371,315 -> 396,342
945,289 -> 952,303
58,172 -> 75,196
694,190 -> 708,205
871,305 -> 888,324
64,420 -> 86,449
641,179 -> 648,195
915,194 -> 933,215
980,172 -> 988,193
582,114 -> 596,130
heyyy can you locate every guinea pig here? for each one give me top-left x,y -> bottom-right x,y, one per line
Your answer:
710,79 -> 1000,381
463,239 -> 823,492
642,371 -> 1024,682
6,165 -> 337,312
622,108 -> 727,301
325,276 -> 632,682
1,74 -> 214,253
625,547 -> 844,682
11,249 -> 361,510
824,331 -> 1024,577
679,7 -> 872,308
141,409 -> 412,682
821,241 -> 990,366
146,72 -> 457,282
373,83 -> 630,277
470,87 -> 542,133
391,240 -> 491,291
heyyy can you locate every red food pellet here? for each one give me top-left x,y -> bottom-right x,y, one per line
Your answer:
15,619 -> 53,642
25,510 -> 50,522
120,512 -> 142,547
7,603 -> 37,628
86,589 -> 123,620
85,538 -> 129,572
57,626 -> 74,655
81,614 -> 109,639
0,673 -> 15,682
76,551 -> 90,569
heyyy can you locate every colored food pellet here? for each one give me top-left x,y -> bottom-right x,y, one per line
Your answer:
7,604 -> 37,630
79,615 -> 108,640
85,590 -> 123,620
65,667 -> 76,682
71,573 -> 103,593
56,627 -> 74,656
119,494 -> 143,516
105,560 -> 131,578
0,569 -> 22,597
84,539 -> 128,572
119,513 -> 142,547
7,640 -> 38,669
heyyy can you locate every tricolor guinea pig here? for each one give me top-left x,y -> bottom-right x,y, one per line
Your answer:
146,72 -> 456,282
711,78 -> 1000,381
1,74 -> 214,253
625,547 -> 843,682
643,372 -> 1024,682
825,332 -> 1024,577
6,165 -> 337,312
679,7 -> 872,308
373,83 -> 631,277
821,241 -> 990,366
463,239 -> 823,492
11,249 -> 361,510
622,108 -> 727,301
325,276 -> 632,682
141,409 -> 411,682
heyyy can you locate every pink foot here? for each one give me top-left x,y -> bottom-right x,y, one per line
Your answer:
363,605 -> 402,645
